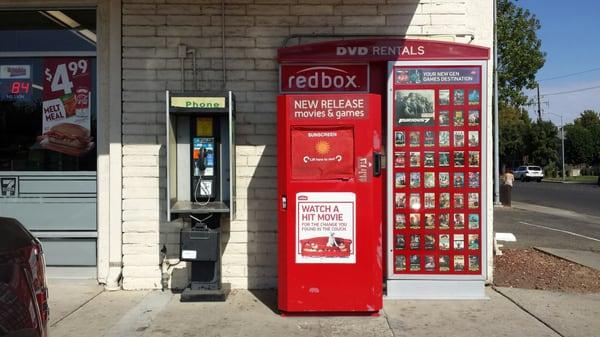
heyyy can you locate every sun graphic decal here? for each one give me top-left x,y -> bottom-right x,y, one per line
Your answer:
315,140 -> 331,155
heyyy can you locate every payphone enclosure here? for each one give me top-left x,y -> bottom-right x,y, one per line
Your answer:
165,91 -> 235,301
165,91 -> 236,221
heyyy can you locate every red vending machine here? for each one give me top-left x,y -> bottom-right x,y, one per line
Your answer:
277,93 -> 383,314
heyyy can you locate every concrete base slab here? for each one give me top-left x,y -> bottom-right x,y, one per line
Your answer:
384,287 -> 560,337
47,279 -> 103,326
386,280 -> 487,299
535,247 -> 600,270
141,290 -> 393,337
180,283 -> 230,302
495,287 -> 600,337
46,287 -> 571,337
49,290 -> 151,337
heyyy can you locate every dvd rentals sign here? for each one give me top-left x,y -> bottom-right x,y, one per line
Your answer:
40,58 -> 93,156
280,64 -> 368,93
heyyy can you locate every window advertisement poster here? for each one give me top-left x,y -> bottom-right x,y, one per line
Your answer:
39,58 -> 94,156
389,63 -> 484,277
290,127 -> 354,180
296,192 -> 356,264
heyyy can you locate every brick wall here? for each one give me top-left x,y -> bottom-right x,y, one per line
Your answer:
121,0 -> 492,290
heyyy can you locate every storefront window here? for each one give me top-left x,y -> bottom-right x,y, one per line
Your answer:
0,10 -> 96,52
0,10 -> 96,171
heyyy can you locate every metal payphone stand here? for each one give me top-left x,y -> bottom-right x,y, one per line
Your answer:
166,91 -> 236,301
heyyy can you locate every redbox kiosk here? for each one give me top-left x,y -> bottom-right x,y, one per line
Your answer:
277,94 -> 383,313
278,39 -> 490,304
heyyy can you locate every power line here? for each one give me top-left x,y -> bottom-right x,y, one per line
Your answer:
538,66 -> 600,81
541,84 -> 600,97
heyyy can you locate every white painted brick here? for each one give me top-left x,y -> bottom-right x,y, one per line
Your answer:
123,145 -> 162,155
222,277 -> 247,289
123,232 -> 159,244
123,155 -> 160,167
236,146 -> 258,156
122,243 -> 158,256
123,198 -> 160,210
248,277 -> 277,289
123,36 -> 166,48
123,91 -> 157,102
123,80 -> 166,91
229,220 -> 249,232
343,15 -> 386,26
299,16 -> 342,26
123,210 -> 161,222
223,265 -> 247,277
123,277 -> 162,290
123,135 -> 157,145
123,177 -> 160,189
156,5 -> 204,15
123,166 -> 160,177
431,14 -> 466,25
123,221 -> 160,233
255,15 -> 298,26
247,5 -> 290,16
222,253 -> 249,266
165,233 -> 180,245
166,15 -> 210,26
123,26 -> 157,36
226,231 -> 249,243
123,254 -> 161,266
222,243 -> 247,255
123,266 -> 161,278
123,187 -> 161,199
119,0 -> 493,290
422,2 -> 466,14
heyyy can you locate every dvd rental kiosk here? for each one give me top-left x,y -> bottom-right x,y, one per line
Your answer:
278,39 -> 490,312
277,94 -> 383,313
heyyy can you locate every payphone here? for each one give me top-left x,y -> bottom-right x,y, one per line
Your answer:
166,91 -> 236,301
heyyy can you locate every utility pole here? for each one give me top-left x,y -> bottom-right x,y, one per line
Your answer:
536,84 -> 542,121
493,0 -> 501,205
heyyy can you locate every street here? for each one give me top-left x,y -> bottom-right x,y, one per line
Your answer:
495,181 -> 600,251
512,181 -> 600,217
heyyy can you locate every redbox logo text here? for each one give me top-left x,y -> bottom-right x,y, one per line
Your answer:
281,65 -> 368,92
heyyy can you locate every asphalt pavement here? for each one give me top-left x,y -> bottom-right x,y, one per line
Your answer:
512,181 -> 600,217
495,181 -> 600,252
494,206 -> 600,251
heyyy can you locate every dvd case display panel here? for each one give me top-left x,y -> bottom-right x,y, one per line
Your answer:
389,63 -> 485,277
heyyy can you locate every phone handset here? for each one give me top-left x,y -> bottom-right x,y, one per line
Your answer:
193,147 -> 207,176
193,137 -> 215,202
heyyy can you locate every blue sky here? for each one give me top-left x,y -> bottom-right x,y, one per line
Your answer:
517,0 -> 600,125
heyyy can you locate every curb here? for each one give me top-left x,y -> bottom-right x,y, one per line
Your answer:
533,247 -> 600,271
542,179 -> 599,185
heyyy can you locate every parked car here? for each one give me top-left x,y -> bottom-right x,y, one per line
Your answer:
513,166 -> 544,182
0,217 -> 49,337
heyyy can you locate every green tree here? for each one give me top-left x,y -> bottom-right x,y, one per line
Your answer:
566,110 -> 600,165
499,104 -> 531,168
525,120 -> 558,167
574,109 -> 600,128
497,0 -> 546,107
564,124 -> 593,165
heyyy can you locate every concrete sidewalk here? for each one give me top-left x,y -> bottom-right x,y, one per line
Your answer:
47,281 -> 600,337
535,247 -> 600,271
